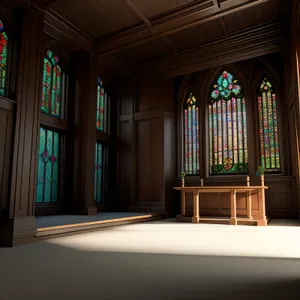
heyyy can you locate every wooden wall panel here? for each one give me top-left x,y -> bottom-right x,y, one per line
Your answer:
118,120 -> 133,207
136,117 -> 163,204
0,101 -> 13,215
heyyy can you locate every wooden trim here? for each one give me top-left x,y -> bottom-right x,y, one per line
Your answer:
37,213 -> 157,232
40,113 -> 68,131
124,0 -> 152,29
94,0 -> 272,56
0,96 -> 15,110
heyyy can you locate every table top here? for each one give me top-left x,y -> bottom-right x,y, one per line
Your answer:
174,186 -> 268,191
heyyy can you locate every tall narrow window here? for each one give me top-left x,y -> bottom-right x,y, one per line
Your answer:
95,142 -> 106,203
97,77 -> 107,131
0,20 -> 8,96
41,50 -> 63,117
36,127 -> 60,203
209,71 -> 248,174
183,92 -> 199,174
258,78 -> 280,172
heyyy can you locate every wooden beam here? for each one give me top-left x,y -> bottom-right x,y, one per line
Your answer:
43,10 -> 92,51
94,0 -> 272,56
218,17 -> 229,36
124,0 -> 152,29
135,22 -> 287,79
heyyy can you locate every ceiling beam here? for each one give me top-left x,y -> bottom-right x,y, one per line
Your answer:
218,17 -> 229,36
135,22 -> 287,80
43,10 -> 92,51
124,0 -> 152,29
94,0 -> 272,56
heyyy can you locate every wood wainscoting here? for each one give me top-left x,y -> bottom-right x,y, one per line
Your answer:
181,176 -> 296,219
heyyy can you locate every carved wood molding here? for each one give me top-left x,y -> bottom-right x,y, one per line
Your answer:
135,22 -> 287,79
94,0 -> 272,56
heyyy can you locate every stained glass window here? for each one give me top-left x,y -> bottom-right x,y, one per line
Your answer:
183,92 -> 199,174
258,78 -> 280,172
97,77 -> 107,131
0,20 -> 8,97
36,127 -> 60,203
95,142 -> 106,202
209,71 -> 248,174
41,50 -> 62,117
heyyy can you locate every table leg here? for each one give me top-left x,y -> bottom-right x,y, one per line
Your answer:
192,191 -> 199,223
181,190 -> 186,216
257,188 -> 267,226
246,190 -> 253,219
230,190 -> 237,225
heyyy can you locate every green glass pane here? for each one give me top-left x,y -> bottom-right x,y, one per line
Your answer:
36,127 -> 60,204
44,131 -> 53,203
96,78 -> 105,131
51,131 -> 59,202
41,58 -> 51,113
0,22 -> 8,96
36,128 -> 46,203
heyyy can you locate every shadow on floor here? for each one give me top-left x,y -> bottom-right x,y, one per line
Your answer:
0,241 -> 299,300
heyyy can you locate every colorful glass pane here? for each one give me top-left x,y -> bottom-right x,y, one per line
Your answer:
36,127 -> 60,203
184,92 -> 199,175
211,71 -> 243,102
258,78 -> 280,172
97,77 -> 105,130
209,71 -> 248,174
95,143 -> 105,202
41,50 -> 62,117
0,20 -> 8,96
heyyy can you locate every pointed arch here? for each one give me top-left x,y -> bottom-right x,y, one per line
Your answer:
0,20 -> 8,96
208,70 -> 248,174
183,90 -> 199,174
41,49 -> 63,117
257,76 -> 281,172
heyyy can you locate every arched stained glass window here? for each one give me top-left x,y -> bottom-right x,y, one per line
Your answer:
208,71 -> 248,174
41,50 -> 62,117
183,91 -> 199,174
97,77 -> 107,131
258,78 -> 280,172
0,20 -> 8,96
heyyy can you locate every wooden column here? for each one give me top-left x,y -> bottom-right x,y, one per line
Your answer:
73,51 -> 98,215
0,7 -> 44,246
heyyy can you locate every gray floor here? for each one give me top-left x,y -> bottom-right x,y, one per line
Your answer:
1,218 -> 300,300
36,212 -> 152,228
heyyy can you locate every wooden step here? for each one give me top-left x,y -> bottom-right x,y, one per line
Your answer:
36,213 -> 164,239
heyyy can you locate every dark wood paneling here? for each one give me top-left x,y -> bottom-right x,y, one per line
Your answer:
0,7 -> 44,246
118,120 -> 133,207
136,117 -> 163,204
0,100 -> 14,215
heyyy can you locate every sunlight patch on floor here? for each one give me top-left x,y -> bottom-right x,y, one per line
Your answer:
46,219 -> 300,259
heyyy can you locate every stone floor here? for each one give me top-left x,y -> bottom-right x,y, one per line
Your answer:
1,218 -> 300,300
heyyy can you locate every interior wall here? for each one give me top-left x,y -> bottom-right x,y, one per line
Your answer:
116,53 -> 298,219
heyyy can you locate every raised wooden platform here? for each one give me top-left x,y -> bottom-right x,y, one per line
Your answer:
36,212 -> 165,238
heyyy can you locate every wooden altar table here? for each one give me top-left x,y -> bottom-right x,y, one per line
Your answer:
174,184 -> 268,226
